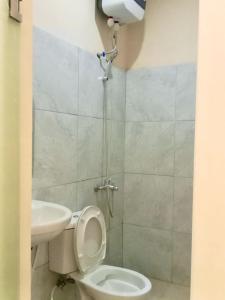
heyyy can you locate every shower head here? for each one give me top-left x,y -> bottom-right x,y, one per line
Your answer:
97,45 -> 118,63
97,21 -> 119,64
97,20 -> 120,80
97,53 -> 113,81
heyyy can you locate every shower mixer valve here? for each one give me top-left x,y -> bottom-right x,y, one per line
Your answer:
94,178 -> 119,192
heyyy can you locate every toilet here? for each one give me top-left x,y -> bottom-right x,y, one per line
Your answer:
49,206 -> 152,300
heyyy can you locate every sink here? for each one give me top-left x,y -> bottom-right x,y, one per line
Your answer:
32,200 -> 72,246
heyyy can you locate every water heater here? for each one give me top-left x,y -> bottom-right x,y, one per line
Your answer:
98,0 -> 146,24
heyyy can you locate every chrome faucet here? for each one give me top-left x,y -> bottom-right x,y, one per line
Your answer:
94,178 -> 119,192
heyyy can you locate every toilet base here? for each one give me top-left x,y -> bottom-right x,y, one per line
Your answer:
76,282 -> 94,300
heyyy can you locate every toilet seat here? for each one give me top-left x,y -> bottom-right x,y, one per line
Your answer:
74,206 -> 106,274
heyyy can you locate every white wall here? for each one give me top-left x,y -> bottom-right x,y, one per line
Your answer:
126,0 -> 199,68
0,1 -> 32,300
33,0 -> 128,68
191,0 -> 225,299
33,0 -> 198,69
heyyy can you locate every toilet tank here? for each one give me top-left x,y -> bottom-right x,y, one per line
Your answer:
49,213 -> 80,274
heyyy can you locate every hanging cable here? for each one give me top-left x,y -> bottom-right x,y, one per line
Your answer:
50,285 -> 58,300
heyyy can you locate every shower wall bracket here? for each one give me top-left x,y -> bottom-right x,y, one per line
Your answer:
9,0 -> 22,23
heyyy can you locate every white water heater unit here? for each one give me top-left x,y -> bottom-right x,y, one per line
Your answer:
98,0 -> 146,24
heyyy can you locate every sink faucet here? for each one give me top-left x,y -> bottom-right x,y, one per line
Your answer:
94,178 -> 119,192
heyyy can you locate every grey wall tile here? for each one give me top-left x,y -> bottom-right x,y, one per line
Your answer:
33,110 -> 78,189
124,174 -> 173,230
125,122 -> 174,175
104,230 -> 111,265
33,27 -> 78,114
123,224 -> 172,281
126,66 -> 176,122
173,177 -> 193,233
150,278 -> 190,300
32,264 -> 58,300
32,266 -> 77,300
78,49 -> 104,118
175,121 -> 195,177
123,64 -> 196,284
77,177 -> 103,210
31,243 -> 49,270
107,66 -> 126,121
32,183 -> 77,211
108,225 -> 123,267
33,40 -> 195,290
77,116 -> 103,180
52,284 -> 77,300
108,121 -> 125,175
76,176 -> 123,265
176,64 -> 196,121
172,232 -> 192,286
109,174 -> 124,228
76,174 -> 123,230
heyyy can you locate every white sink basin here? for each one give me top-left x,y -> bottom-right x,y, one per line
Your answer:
32,200 -> 72,246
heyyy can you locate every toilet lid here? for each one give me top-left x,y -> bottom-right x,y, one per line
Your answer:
73,206 -> 106,274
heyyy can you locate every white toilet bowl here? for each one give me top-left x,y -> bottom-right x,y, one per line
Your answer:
71,265 -> 151,300
49,206 -> 152,300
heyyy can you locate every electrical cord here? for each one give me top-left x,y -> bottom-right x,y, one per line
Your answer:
50,285 -> 58,300
50,277 -> 75,300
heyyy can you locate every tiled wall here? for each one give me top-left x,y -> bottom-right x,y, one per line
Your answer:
32,27 -> 125,300
32,26 -> 196,300
123,64 -> 196,286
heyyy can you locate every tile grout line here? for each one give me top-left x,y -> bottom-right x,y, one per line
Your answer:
123,222 -> 192,235
34,108 -> 126,122
33,36 -> 195,284
171,65 -> 179,283
32,173 -> 125,191
121,67 -> 127,268
76,47 -> 80,209
124,171 -> 193,179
